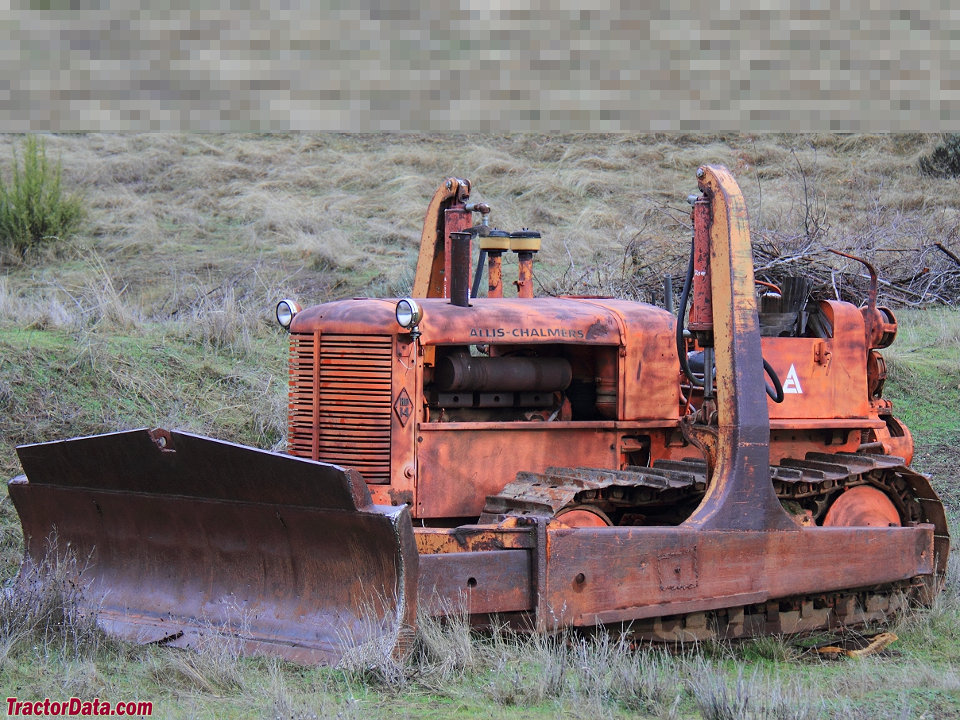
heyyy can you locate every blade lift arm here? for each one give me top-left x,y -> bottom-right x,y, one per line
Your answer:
680,165 -> 797,532
411,177 -> 491,299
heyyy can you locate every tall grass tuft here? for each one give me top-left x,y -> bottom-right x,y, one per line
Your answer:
0,537 -> 102,664
0,136 -> 84,261
150,632 -> 246,695
895,534 -> 960,645
334,596 -> 412,691
569,631 -> 680,716
411,597 -> 475,684
485,628 -> 680,717
689,660 -> 822,720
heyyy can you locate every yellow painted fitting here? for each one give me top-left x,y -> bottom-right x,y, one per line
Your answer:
479,236 -> 511,252
509,236 -> 541,252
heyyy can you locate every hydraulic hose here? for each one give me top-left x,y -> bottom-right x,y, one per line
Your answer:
676,241 -> 702,387
762,358 -> 784,403
675,229 -> 784,403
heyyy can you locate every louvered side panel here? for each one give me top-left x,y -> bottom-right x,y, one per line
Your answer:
316,335 -> 393,484
287,332 -> 319,459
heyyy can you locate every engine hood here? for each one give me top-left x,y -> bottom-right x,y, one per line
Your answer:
290,296 -> 675,345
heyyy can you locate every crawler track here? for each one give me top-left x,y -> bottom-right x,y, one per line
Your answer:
481,451 -> 949,641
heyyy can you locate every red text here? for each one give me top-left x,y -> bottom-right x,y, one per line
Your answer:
6,697 -> 153,716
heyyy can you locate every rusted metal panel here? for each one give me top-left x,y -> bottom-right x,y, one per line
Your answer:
418,550 -> 531,615
764,304 -> 871,422
10,429 -> 418,665
688,196 -> 713,333
423,298 -> 624,345
414,526 -> 534,554
541,524 -> 934,627
415,424 -> 619,518
599,299 -> 681,422
375,418 -> 679,516
386,335 -> 418,505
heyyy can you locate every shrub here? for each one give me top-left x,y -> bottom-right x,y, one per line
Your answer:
0,136 -> 84,260
919,134 -> 960,177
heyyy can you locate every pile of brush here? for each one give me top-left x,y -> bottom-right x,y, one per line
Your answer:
751,239 -> 960,307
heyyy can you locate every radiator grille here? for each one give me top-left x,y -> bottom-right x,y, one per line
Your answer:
288,332 -> 318,459
288,332 -> 393,484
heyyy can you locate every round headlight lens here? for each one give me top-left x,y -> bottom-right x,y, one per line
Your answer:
395,298 -> 422,329
276,299 -> 301,329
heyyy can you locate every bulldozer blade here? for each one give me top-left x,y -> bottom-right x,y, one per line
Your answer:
9,428 -> 418,665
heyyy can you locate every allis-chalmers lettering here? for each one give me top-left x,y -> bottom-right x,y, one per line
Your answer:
469,327 -> 586,339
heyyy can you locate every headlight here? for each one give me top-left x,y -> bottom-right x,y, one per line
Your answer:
395,298 -> 423,329
276,299 -> 301,329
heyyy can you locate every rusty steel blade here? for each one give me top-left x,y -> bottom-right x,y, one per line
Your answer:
9,428 -> 418,665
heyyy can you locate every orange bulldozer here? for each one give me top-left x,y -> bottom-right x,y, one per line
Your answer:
8,165 -> 947,663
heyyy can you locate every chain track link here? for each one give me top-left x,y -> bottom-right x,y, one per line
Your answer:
481,451 -> 948,641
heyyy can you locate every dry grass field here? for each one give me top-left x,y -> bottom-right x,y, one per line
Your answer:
0,134 -> 958,719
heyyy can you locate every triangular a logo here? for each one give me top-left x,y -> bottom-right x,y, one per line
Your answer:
783,364 -> 803,394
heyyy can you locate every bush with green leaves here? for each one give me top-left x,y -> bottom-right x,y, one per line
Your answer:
0,136 -> 84,260
919,134 -> 960,177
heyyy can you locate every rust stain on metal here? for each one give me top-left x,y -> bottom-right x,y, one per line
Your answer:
414,527 -> 531,555
387,488 -> 414,506
586,319 -> 610,340
657,548 -> 699,591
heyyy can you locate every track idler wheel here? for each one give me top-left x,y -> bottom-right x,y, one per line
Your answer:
555,505 -> 613,528
823,485 -> 901,527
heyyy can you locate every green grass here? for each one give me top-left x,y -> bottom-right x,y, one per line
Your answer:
882,307 -> 960,515
0,324 -> 285,456
0,321 -> 287,578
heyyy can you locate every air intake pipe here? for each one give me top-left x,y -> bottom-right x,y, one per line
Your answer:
478,230 -> 511,298
435,354 -> 572,393
449,231 -> 472,307
510,231 -> 541,299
